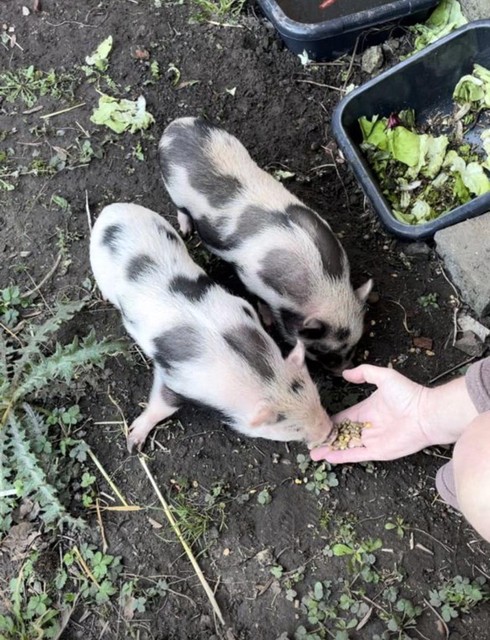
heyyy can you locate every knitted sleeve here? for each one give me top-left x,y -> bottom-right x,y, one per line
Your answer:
465,356 -> 490,413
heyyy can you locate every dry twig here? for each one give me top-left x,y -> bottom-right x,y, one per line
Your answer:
423,598 -> 449,640
139,456 -> 225,626
87,447 -> 129,507
21,253 -> 62,299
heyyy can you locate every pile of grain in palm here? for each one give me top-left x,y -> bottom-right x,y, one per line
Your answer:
329,419 -> 370,450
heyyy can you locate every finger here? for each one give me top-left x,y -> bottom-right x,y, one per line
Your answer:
310,444 -> 375,464
342,364 -> 388,386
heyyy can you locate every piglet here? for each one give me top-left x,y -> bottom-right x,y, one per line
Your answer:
159,117 -> 373,374
90,203 -> 334,451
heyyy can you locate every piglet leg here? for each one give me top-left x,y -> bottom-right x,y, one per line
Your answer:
127,369 -> 179,453
257,301 -> 274,327
177,209 -> 194,237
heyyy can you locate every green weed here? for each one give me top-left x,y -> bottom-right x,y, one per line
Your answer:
76,139 -> 103,165
297,454 -> 339,495
429,575 -> 489,622
119,578 -> 170,620
0,552 -> 62,639
375,586 -> 423,639
418,292 -> 439,308
190,0 -> 245,22
385,515 -> 409,539
150,60 -> 161,79
0,285 -> 30,326
332,537 -> 382,583
167,479 -> 229,548
296,581 -> 368,640
257,487 -> 272,505
0,298 -> 124,534
0,66 -> 77,108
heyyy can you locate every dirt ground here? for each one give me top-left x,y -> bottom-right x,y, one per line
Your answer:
1,1 -> 489,639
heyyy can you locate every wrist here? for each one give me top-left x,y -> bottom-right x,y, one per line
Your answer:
418,377 -> 479,445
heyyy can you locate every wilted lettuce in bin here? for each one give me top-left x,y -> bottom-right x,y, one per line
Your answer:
453,64 -> 490,110
359,101 -> 490,225
410,0 -> 467,53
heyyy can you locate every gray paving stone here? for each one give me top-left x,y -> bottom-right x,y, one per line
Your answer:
435,212 -> 490,317
460,0 -> 489,21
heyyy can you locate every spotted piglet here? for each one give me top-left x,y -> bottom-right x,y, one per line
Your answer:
90,203 -> 334,451
159,117 -> 373,373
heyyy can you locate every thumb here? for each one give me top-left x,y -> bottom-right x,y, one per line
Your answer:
342,364 -> 388,386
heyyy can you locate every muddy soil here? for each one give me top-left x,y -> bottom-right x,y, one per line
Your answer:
1,1 -> 489,639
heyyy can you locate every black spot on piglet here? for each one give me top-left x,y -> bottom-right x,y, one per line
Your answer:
287,204 -> 344,278
127,255 -> 157,281
102,224 -> 123,253
169,274 -> 215,302
153,325 -> 201,371
224,326 -> 275,381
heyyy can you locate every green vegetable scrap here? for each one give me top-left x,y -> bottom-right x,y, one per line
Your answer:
481,130 -> 490,171
358,65 -> 490,226
410,0 -> 467,53
453,63 -> 490,110
90,94 -> 155,134
85,36 -> 113,72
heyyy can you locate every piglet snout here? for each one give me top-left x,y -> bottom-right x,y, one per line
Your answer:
306,415 -> 336,450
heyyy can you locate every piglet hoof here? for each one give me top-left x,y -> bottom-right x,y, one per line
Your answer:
127,421 -> 151,453
177,210 -> 193,237
257,301 -> 274,327
127,432 -> 145,454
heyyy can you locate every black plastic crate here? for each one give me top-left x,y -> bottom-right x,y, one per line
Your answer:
257,0 -> 438,61
332,21 -> 490,241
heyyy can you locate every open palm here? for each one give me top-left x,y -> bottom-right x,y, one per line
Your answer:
311,365 -> 432,463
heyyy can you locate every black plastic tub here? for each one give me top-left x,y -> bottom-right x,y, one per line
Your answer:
257,0 -> 438,61
332,21 -> 490,241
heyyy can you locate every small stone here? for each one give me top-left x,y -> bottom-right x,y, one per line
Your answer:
22,6 -> 30,15
361,45 -> 384,74
435,212 -> 490,316
368,290 -> 380,304
458,313 -> 490,343
133,47 -> 150,60
255,548 -> 274,567
403,242 -> 431,257
454,330 -> 484,357
413,336 -> 433,350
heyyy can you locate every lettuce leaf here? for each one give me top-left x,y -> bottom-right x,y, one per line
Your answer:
85,36 -> 113,72
411,0 -> 467,53
453,63 -> 490,108
90,94 -> 155,134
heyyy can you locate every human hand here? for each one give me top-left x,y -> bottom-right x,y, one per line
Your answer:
311,365 -> 432,464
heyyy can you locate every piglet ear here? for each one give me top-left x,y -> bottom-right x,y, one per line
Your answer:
285,340 -> 306,368
355,278 -> 373,303
250,403 -> 277,427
